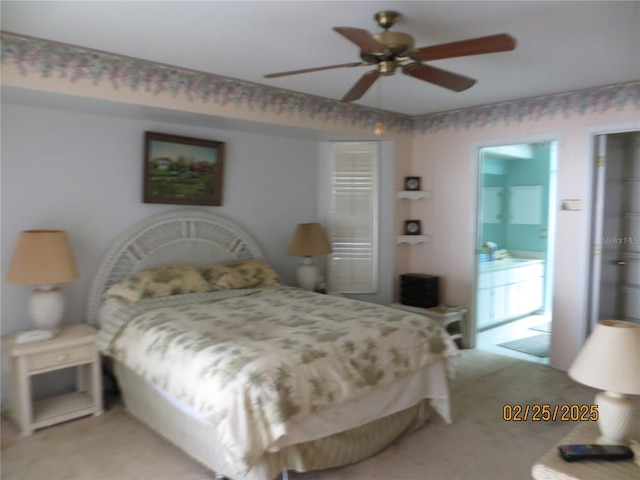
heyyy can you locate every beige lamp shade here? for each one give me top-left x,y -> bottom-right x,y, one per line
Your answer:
286,223 -> 332,257
6,230 -> 79,285
568,320 -> 640,395
568,320 -> 640,445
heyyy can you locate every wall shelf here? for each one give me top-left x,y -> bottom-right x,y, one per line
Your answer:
397,234 -> 430,244
397,190 -> 429,244
397,190 -> 431,200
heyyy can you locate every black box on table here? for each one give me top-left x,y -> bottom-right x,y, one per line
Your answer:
400,274 -> 439,308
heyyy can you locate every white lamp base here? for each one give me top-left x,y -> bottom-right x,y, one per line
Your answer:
595,391 -> 634,445
297,257 -> 319,291
29,286 -> 65,333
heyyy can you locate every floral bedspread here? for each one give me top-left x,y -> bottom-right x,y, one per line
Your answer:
100,285 -> 458,469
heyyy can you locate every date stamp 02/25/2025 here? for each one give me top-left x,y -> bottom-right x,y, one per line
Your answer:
503,404 -> 599,422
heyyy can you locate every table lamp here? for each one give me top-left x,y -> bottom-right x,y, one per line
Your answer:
568,320 -> 640,445
286,223 -> 332,291
6,230 -> 79,337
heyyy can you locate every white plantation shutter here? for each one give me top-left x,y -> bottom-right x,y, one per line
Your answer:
328,142 -> 379,293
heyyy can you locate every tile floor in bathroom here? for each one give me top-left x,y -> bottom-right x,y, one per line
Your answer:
476,313 -> 551,365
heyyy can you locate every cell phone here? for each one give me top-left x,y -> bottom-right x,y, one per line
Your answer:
558,444 -> 634,462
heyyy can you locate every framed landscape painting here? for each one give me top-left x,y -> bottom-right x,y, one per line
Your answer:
143,132 -> 225,206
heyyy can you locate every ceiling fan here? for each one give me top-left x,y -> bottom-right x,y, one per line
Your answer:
265,11 -> 516,103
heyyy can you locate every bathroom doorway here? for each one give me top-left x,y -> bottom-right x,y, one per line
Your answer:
474,141 -> 557,364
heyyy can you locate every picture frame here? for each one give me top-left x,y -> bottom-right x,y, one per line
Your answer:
143,131 -> 225,206
404,220 -> 422,235
404,176 -> 421,191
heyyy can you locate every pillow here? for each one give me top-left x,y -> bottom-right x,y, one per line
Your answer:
200,259 -> 282,290
104,265 -> 210,303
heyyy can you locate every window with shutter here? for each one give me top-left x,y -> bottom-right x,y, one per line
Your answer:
327,142 -> 379,293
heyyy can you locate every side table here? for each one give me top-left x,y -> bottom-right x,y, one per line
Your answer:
390,303 -> 467,347
3,323 -> 103,436
531,413 -> 640,479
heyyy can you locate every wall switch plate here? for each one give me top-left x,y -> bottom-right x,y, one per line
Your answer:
561,199 -> 581,211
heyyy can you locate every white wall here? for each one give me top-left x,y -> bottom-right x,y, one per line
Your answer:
0,101 -> 323,401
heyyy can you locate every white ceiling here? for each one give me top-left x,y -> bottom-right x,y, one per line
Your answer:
2,1 -> 639,116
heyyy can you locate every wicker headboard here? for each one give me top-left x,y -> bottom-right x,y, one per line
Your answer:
86,208 -> 264,325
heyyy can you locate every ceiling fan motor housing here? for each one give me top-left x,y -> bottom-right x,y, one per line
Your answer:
361,31 -> 415,66
374,31 -> 414,56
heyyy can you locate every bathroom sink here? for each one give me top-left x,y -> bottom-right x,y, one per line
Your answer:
479,257 -> 543,270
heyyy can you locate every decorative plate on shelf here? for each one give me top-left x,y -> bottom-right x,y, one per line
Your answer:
404,220 -> 422,235
404,176 -> 421,191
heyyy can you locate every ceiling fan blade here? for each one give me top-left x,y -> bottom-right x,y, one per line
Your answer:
410,34 -> 516,62
334,27 -> 389,55
403,63 -> 476,92
341,70 -> 380,102
265,62 -> 363,78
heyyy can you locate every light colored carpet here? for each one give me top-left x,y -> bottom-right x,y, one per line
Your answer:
1,349 -> 605,480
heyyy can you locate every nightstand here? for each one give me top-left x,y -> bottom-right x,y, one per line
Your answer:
3,323 -> 103,436
531,412 -> 640,479
390,303 -> 467,347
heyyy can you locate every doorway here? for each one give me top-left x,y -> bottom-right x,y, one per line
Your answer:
474,141 -> 557,364
589,131 -> 640,328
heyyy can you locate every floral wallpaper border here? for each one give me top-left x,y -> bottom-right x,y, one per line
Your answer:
415,82 -> 640,133
2,32 -> 639,134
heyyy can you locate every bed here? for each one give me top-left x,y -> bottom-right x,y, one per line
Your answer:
87,208 -> 459,480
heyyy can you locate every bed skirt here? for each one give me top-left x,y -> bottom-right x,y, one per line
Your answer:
114,360 -> 435,480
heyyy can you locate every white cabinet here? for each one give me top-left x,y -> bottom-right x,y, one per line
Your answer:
476,288 -> 492,329
495,284 -> 510,320
482,187 -> 503,224
477,260 -> 544,329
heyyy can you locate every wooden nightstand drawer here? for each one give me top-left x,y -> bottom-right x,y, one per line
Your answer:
27,344 -> 95,372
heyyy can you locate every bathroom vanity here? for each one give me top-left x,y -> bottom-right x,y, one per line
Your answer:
476,258 -> 544,330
